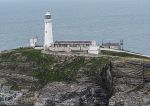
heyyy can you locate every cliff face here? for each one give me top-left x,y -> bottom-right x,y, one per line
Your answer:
35,63 -> 113,106
0,48 -> 112,105
0,48 -> 150,106
109,58 -> 150,106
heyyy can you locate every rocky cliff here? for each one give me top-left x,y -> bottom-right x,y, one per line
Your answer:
0,48 -> 150,106
109,57 -> 150,106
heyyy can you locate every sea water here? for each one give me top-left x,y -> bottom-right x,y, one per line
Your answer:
0,0 -> 150,55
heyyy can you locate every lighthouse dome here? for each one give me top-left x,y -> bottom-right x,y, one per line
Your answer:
45,11 -> 51,19
45,11 -> 50,16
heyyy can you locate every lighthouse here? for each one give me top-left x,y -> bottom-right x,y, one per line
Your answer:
44,11 -> 53,49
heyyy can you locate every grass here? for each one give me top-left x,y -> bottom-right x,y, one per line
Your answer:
0,52 -> 16,62
0,48 -> 82,84
101,50 -> 150,59
144,71 -> 150,78
10,83 -> 20,90
84,57 -> 110,76
0,47 -> 110,86
36,57 -> 86,84
5,80 -> 20,90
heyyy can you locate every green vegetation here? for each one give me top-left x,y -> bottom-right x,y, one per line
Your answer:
36,56 -> 86,84
101,50 -> 150,59
84,57 -> 110,76
0,48 -> 111,86
2,47 -> 149,87
10,83 -> 20,90
144,71 -> 150,78
5,80 -> 20,90
0,52 -> 16,62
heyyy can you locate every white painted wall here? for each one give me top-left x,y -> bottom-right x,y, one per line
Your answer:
88,46 -> 99,54
44,12 -> 53,48
91,40 -> 97,46
48,45 -> 100,55
30,38 -> 37,47
49,47 -> 89,52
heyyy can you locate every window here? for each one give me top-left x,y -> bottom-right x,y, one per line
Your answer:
45,15 -> 51,19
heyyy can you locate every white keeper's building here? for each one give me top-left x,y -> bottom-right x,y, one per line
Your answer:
43,11 -> 100,54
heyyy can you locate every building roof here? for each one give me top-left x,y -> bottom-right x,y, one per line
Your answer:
102,43 -> 120,46
54,41 -> 93,44
45,11 -> 51,16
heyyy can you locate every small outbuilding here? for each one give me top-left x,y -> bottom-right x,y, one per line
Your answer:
102,43 -> 121,50
30,38 -> 37,47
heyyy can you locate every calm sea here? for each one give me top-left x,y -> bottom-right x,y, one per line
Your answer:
0,0 -> 150,55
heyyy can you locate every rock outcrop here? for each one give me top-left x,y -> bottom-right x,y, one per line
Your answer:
109,58 -> 150,106
0,48 -> 150,106
34,65 -> 112,106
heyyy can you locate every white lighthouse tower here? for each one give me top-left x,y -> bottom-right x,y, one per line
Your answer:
44,11 -> 53,49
